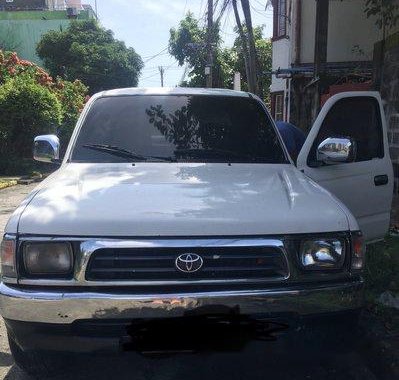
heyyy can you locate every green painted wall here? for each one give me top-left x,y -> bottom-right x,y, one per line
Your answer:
0,10 -> 93,65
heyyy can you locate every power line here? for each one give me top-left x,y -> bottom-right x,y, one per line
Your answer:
199,0 -> 205,18
141,52 -> 169,60
220,2 -> 235,38
143,47 -> 169,63
141,61 -> 180,80
142,65 -> 181,71
140,71 -> 161,81
182,0 -> 188,16
215,0 -> 230,23
254,0 -> 268,9
250,3 -> 268,16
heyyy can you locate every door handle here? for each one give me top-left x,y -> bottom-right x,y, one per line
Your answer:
374,175 -> 389,186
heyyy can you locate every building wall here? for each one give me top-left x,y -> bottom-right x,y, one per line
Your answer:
46,0 -> 66,10
299,0 -> 315,64
300,0 -> 382,64
0,10 -> 93,65
0,0 -> 46,11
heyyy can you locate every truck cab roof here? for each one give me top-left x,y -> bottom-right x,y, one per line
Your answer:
100,87 -> 252,98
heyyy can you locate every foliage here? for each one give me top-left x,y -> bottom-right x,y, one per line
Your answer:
36,20 -> 144,94
0,50 -> 88,174
0,179 -> 17,190
0,75 -> 62,159
168,13 -> 272,100
364,0 -> 399,31
364,236 -> 399,298
54,79 -> 88,150
232,25 -> 272,100
169,13 -> 225,88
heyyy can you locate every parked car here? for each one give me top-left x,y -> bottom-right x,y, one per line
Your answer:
0,88 -> 393,376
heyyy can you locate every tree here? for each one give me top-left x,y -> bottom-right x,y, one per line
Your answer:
0,50 -> 88,173
238,0 -> 259,95
37,20 -> 143,94
168,13 -> 272,100
54,79 -> 88,151
0,75 -> 62,159
169,12 -> 226,88
232,0 -> 250,84
232,26 -> 272,100
364,0 -> 399,31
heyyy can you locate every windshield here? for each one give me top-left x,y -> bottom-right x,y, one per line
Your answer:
71,95 -> 288,164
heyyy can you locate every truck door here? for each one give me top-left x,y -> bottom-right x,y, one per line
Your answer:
297,92 -> 393,242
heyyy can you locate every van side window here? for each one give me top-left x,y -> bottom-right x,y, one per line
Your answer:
307,97 -> 384,165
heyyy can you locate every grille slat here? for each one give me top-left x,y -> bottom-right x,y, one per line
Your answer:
91,267 -> 177,273
86,246 -> 289,283
93,256 -> 176,261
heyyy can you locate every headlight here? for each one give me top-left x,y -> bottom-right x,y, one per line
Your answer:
23,242 -> 73,276
300,238 -> 345,270
0,235 -> 17,278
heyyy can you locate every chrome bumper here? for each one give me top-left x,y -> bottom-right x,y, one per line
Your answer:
0,281 -> 364,324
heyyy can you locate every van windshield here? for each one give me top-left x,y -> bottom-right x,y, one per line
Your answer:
71,95 -> 288,164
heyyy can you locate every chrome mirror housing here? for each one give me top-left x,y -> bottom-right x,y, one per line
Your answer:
316,137 -> 356,165
33,135 -> 60,163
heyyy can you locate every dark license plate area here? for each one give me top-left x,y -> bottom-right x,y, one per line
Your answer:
121,313 -> 289,355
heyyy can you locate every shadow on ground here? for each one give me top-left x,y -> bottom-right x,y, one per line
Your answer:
1,316 -> 391,380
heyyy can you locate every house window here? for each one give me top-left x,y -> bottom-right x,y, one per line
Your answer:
272,92 -> 284,121
273,0 -> 287,39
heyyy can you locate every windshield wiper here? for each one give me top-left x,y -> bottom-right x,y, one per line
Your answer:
174,148 -> 257,161
82,144 -> 176,162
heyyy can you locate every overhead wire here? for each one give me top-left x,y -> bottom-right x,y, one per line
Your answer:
254,0 -> 267,10
199,0 -> 204,18
140,71 -> 161,81
182,0 -> 188,16
143,47 -> 169,63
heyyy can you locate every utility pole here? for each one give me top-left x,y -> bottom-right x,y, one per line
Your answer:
312,0 -> 329,120
232,0 -> 250,86
240,0 -> 259,96
314,0 -> 329,80
206,0 -> 213,88
158,66 -> 165,87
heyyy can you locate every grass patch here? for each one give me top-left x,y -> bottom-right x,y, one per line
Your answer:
364,235 -> 399,299
364,235 -> 399,331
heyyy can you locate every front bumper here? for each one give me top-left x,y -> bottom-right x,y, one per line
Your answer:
0,280 -> 364,325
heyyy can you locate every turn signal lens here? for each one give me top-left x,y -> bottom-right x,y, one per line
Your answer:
351,233 -> 365,270
0,235 -> 17,278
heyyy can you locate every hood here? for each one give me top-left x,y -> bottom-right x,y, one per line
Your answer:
17,163 -> 351,236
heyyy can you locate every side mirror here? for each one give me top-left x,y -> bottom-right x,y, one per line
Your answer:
316,137 -> 356,165
33,135 -> 60,163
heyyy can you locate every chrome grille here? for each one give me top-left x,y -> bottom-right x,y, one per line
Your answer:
86,245 -> 289,283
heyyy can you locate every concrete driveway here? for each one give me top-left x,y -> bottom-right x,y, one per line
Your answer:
0,184 -> 388,380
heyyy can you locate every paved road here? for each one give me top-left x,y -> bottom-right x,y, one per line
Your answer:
0,184 -> 387,380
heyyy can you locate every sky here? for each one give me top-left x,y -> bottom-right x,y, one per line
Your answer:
83,0 -> 273,87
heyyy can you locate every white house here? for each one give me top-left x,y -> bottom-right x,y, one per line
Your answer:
269,0 -> 387,123
270,0 -> 399,193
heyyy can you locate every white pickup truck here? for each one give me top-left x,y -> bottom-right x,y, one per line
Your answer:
0,88 -> 393,376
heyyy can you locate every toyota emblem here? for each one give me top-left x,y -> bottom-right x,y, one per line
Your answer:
175,253 -> 203,273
